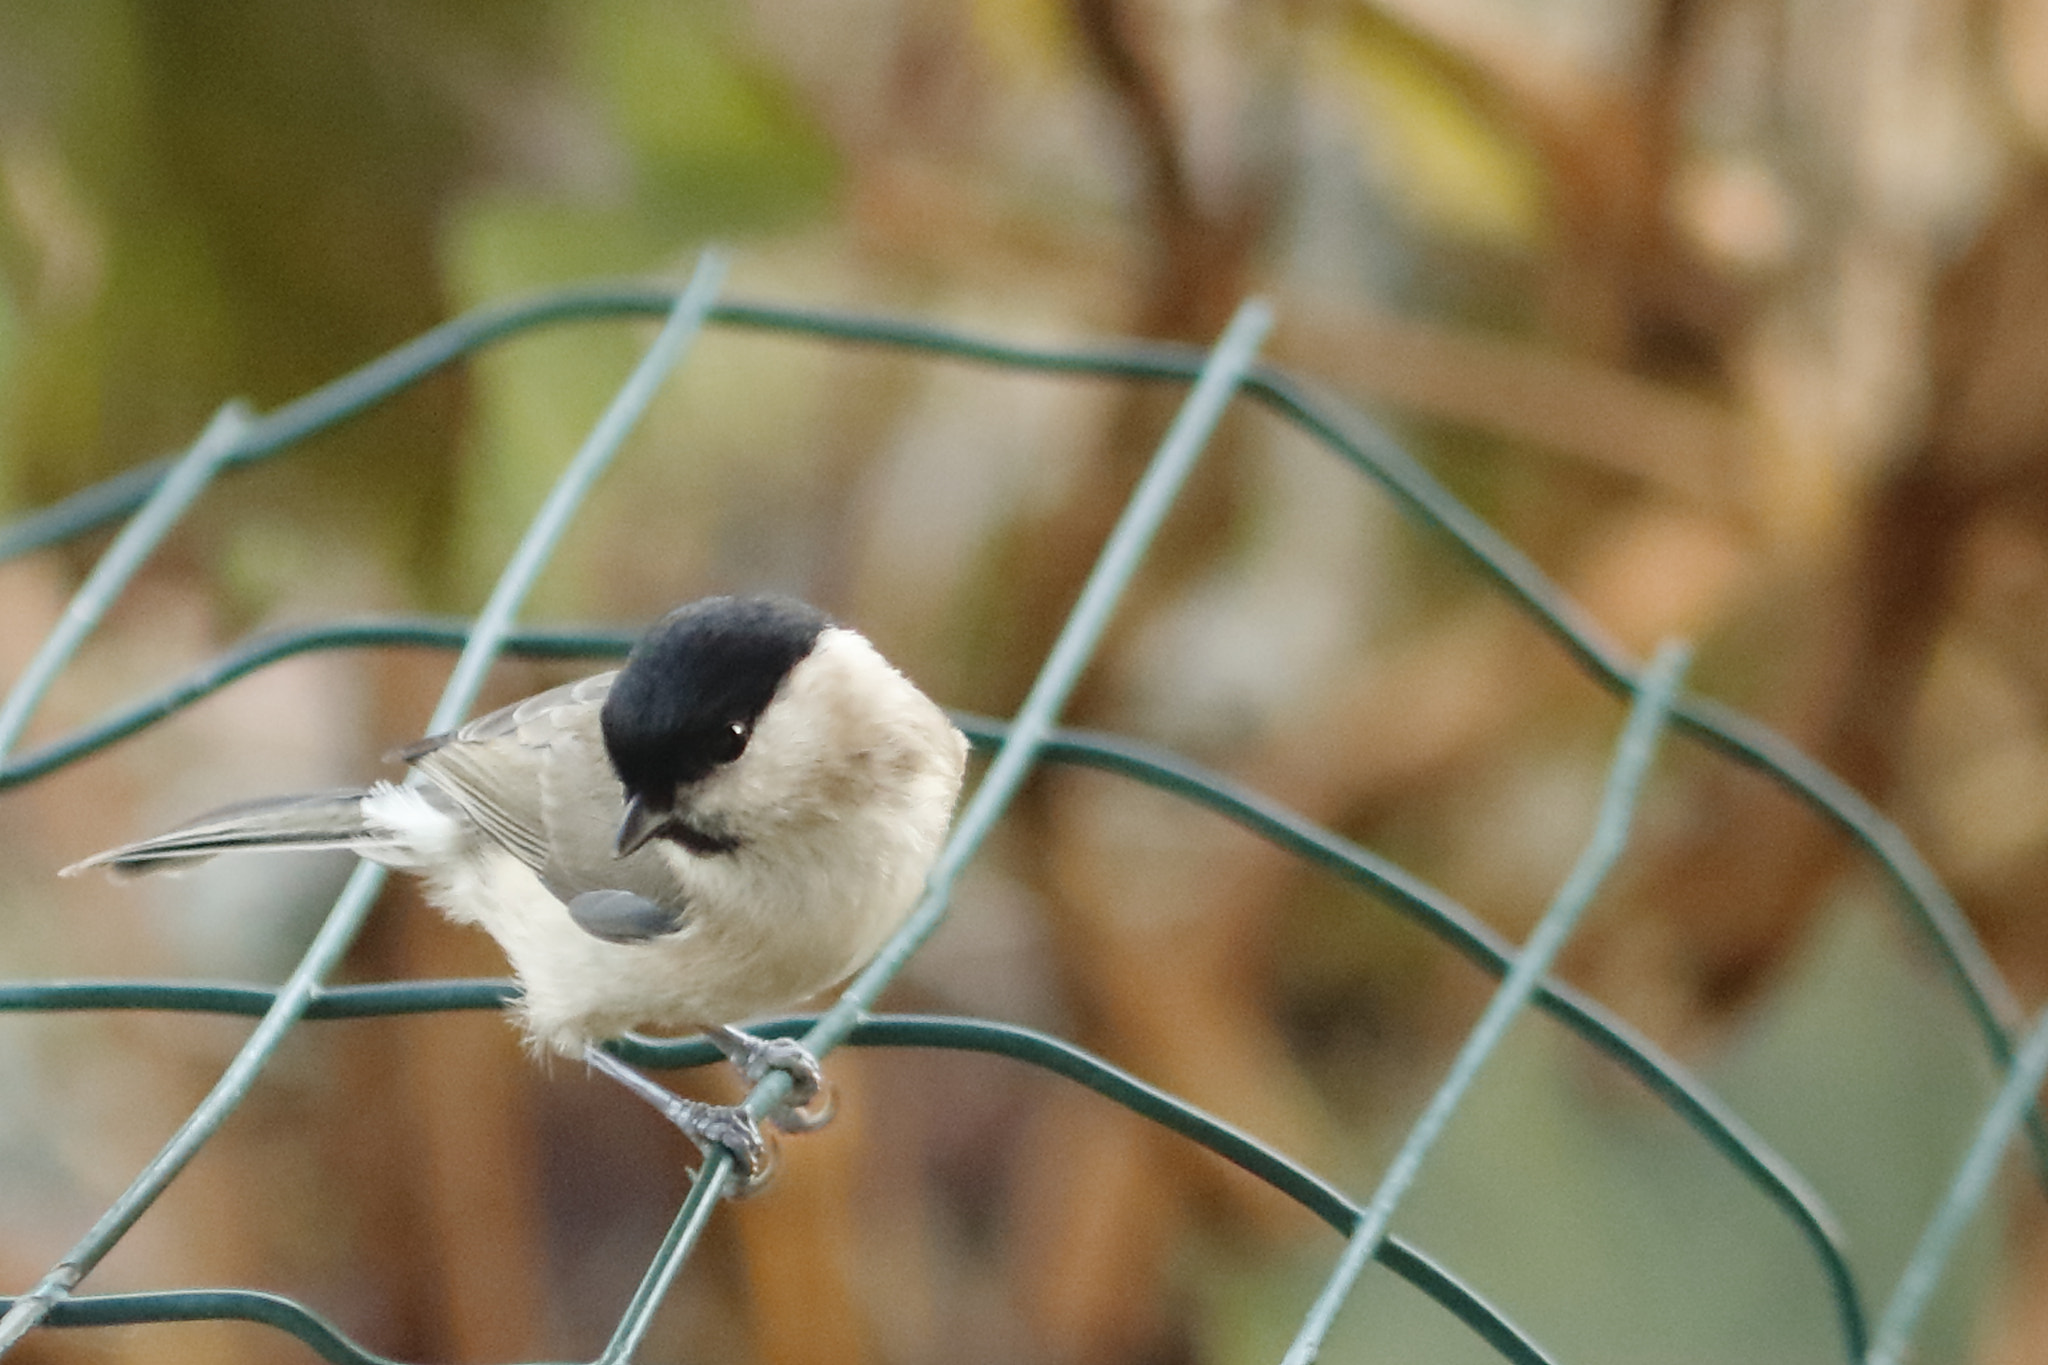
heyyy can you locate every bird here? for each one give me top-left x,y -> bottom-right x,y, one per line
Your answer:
64,594 -> 970,1187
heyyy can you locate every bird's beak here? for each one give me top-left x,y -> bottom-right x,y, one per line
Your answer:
615,794 -> 667,858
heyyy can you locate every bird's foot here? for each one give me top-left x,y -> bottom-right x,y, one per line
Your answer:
583,1045 -> 777,1193
704,1024 -> 836,1133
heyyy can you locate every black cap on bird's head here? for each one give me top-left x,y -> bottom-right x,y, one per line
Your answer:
602,595 -> 830,857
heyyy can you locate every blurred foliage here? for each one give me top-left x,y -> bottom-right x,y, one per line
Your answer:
6,1 -> 2048,1363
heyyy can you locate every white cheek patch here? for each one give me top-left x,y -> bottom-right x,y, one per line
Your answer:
690,629 -> 900,826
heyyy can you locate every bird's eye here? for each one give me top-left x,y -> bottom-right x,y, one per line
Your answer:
707,719 -> 750,765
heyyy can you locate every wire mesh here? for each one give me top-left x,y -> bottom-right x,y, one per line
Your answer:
0,249 -> 2039,1363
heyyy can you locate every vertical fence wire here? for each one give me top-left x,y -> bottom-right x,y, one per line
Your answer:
1283,642 -> 1691,1365
0,402 -> 253,761
1868,999 -> 2048,1363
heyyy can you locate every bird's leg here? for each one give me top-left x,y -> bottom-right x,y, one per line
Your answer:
703,1024 -> 836,1134
583,1044 -> 776,1191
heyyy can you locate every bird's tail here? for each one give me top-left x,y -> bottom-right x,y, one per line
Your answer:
61,788 -> 387,879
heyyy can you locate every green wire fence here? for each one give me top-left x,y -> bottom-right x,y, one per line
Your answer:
0,249 -> 2040,1364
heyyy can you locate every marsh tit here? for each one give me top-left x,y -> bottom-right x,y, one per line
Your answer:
66,595 -> 970,1186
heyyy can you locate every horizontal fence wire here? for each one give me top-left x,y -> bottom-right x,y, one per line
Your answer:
0,256 -> 2035,1363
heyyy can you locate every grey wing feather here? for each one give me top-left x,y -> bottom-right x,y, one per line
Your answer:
410,743 -> 552,871
402,673 -> 618,875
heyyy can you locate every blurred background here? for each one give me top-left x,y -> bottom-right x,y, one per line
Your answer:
3,0 -> 2048,1361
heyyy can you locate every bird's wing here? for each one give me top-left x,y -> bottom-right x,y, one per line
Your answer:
401,673 -> 618,876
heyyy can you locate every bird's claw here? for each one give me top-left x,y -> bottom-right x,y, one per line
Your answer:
772,1080 -> 836,1134
705,1027 -> 836,1134
584,1029 -> 836,1195
679,1103 -> 779,1194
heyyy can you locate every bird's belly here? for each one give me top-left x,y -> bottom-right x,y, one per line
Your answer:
429,848 -> 908,1056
